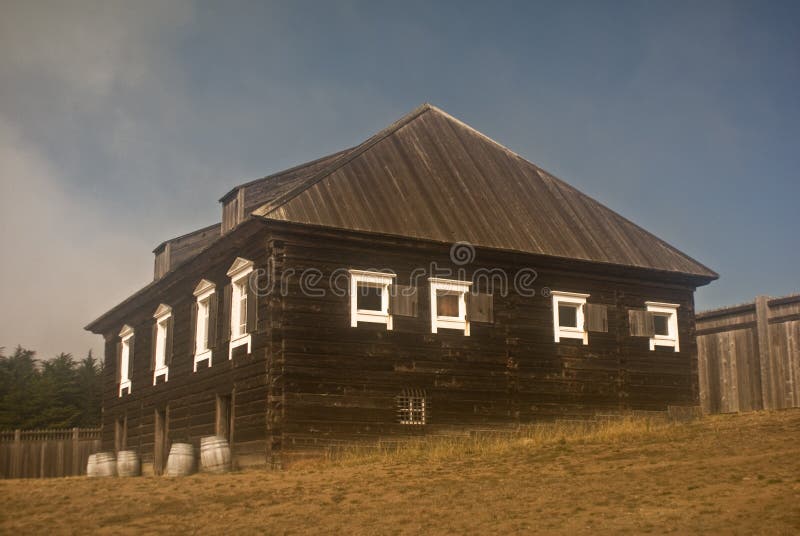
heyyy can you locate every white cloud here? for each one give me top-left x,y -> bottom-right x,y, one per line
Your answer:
0,0 -> 197,359
0,118 -> 152,359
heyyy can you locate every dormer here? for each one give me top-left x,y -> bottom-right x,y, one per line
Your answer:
217,147 -> 353,235
152,223 -> 221,280
220,187 -> 245,234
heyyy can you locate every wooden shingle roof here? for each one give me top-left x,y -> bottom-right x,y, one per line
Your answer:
248,103 -> 716,280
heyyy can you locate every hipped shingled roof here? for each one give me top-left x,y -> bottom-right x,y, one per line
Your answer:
86,103 -> 716,333
248,103 -> 716,279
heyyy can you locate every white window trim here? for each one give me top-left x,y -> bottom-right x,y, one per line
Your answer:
552,291 -> 589,344
118,325 -> 134,397
227,258 -> 253,360
153,304 -> 171,384
646,301 -> 680,352
193,279 -> 216,372
429,278 -> 472,335
349,269 -> 396,330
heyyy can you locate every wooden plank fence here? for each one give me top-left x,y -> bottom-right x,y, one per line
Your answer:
697,294 -> 800,414
0,427 -> 101,479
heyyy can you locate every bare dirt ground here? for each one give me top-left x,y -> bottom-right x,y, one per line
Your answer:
1,410 -> 799,535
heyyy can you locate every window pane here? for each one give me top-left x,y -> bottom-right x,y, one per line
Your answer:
653,314 -> 670,336
238,283 -> 247,334
437,292 -> 459,317
356,285 -> 382,311
558,304 -> 578,328
120,343 -> 129,381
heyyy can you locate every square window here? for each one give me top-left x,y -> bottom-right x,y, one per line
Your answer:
645,302 -> 680,352
357,285 -> 383,311
551,291 -> 589,344
436,292 -> 460,318
397,391 -> 426,425
653,314 -> 670,336
349,270 -> 395,329
558,303 -> 578,328
429,278 -> 471,335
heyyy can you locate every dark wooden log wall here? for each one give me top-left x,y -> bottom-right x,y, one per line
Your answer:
268,224 -> 700,457
101,219 -> 703,466
102,225 -> 275,470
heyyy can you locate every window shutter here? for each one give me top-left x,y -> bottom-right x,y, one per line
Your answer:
128,335 -> 135,379
190,302 -> 198,356
628,309 -> 655,337
222,284 -> 232,342
467,292 -> 494,323
165,316 -> 174,365
390,285 -> 418,317
116,340 -> 122,385
150,322 -> 157,371
586,304 -> 608,332
246,273 -> 258,334
207,292 -> 218,349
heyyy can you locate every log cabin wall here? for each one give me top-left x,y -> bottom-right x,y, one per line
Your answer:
101,221 -> 278,470
97,219 -> 704,467
267,223 -> 700,457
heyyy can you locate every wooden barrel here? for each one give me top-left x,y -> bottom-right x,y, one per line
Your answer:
200,436 -> 231,473
86,453 -> 98,477
94,452 -> 117,477
116,450 -> 141,477
165,443 -> 195,477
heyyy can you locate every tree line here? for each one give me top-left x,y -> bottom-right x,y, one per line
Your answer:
0,346 -> 103,430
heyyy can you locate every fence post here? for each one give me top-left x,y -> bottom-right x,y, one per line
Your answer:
13,429 -> 21,478
72,427 -> 80,476
755,295 -> 775,410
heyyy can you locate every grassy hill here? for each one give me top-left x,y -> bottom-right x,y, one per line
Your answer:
2,410 -> 799,534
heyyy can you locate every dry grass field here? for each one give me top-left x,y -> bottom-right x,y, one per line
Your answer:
2,410 -> 799,535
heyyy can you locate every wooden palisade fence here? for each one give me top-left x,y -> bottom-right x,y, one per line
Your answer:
697,294 -> 800,414
0,427 -> 101,479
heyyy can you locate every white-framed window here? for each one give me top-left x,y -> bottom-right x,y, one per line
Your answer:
646,301 -> 680,352
429,278 -> 472,335
152,303 -> 172,384
227,257 -> 253,359
193,279 -> 216,372
552,291 -> 589,344
118,325 -> 134,397
349,269 -> 396,329
397,389 -> 426,425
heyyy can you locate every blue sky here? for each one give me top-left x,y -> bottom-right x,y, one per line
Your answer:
1,0 -> 798,358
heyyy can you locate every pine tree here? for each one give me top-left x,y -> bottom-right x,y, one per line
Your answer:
0,346 -> 104,429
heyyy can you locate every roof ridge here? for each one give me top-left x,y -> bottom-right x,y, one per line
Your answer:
252,103 -> 434,218
250,103 -> 716,279
425,104 -> 528,162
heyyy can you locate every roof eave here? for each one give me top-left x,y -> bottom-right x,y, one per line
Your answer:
254,215 -> 718,284
85,218 -> 264,334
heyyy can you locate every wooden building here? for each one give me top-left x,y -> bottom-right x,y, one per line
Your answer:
86,104 -> 717,470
